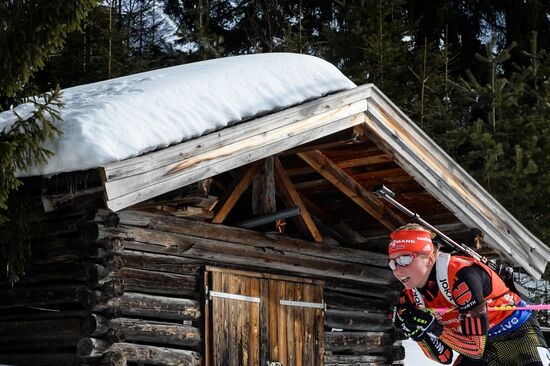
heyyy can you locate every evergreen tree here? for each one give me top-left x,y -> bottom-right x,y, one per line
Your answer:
444,34 -> 550,244
0,0 -> 96,282
320,0 -> 416,108
36,1 -> 184,90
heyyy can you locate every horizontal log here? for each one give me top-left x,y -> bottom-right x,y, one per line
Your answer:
98,351 -> 126,366
82,314 -> 201,347
42,186 -> 104,213
325,309 -> 392,331
0,263 -> 110,287
0,353 -> 78,366
324,290 -> 390,312
324,331 -> 395,353
96,209 -> 390,268
81,290 -> 116,310
0,284 -> 87,309
116,268 -> 198,297
91,292 -> 200,321
0,309 -> 89,322
29,217 -> 89,239
106,342 -> 202,365
78,338 -> 202,365
29,239 -> 105,265
120,250 -> 202,275
99,226 -> 394,286
0,334 -> 82,350
77,337 -> 110,357
324,354 -> 388,365
325,281 -> 400,301
0,318 -> 81,339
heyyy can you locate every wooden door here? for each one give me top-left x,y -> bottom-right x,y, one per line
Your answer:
205,268 -> 324,366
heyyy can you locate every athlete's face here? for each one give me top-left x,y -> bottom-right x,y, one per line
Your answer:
390,251 -> 435,289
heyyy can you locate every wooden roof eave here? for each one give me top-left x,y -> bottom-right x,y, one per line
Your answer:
361,85 -> 550,279
100,85 -> 373,212
99,82 -> 549,278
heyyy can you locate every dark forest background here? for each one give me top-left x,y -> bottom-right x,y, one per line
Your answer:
2,0 -> 550,282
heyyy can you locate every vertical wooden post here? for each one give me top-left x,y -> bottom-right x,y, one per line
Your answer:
252,157 -> 276,216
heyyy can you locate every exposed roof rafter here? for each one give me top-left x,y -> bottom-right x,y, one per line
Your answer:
296,149 -> 405,230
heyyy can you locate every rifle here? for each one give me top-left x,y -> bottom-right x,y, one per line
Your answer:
373,185 -> 525,298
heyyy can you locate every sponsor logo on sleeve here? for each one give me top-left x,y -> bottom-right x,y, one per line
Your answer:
453,282 -> 473,306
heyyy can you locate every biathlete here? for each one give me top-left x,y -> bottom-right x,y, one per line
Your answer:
389,223 -> 550,365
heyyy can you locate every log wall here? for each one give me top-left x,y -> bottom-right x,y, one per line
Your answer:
0,207 -> 403,365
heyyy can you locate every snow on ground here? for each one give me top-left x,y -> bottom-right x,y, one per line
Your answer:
0,53 -> 356,177
403,338 -> 457,365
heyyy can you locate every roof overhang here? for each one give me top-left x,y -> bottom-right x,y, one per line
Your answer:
100,84 -> 550,278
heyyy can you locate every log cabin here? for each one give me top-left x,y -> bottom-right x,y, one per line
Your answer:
1,54 -> 549,366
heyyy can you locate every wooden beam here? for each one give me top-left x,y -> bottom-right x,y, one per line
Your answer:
285,152 -> 391,176
274,157 -> 322,242
297,150 -> 404,230
94,224 -> 394,286
102,90 -> 370,211
212,160 -> 264,224
94,209 -> 390,268
41,186 -> 104,213
252,157 -> 276,215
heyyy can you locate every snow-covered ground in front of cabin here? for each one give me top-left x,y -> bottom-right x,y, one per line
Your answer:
0,53 -> 355,177
403,338 -> 458,365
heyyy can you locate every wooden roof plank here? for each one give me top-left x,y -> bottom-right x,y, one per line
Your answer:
102,85 -> 373,180
296,150 -> 404,230
104,106 -> 368,211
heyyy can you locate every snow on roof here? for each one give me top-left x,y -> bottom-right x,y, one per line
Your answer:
0,53 -> 356,177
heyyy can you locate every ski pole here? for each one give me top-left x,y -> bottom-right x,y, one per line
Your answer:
429,304 -> 550,314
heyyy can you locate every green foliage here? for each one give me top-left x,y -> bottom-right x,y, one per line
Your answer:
441,33 -> 550,244
0,0 -> 95,282
0,1 -> 97,100
0,89 -> 63,217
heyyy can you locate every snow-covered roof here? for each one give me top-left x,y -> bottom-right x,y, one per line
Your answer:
0,53 -> 355,177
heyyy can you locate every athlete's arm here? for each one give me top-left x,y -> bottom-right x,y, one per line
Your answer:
439,265 -> 490,359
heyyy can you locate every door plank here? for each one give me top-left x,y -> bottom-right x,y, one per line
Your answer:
294,282 -> 303,366
268,279 -> 279,361
286,282 -> 296,366
228,274 -> 239,366
250,278 -> 260,366
278,281 -> 288,366
260,279 -> 269,366
314,285 -> 325,366
302,283 -> 314,366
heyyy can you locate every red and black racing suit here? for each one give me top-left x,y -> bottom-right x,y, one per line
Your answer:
400,254 -> 548,365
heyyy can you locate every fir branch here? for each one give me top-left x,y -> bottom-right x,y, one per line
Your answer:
0,87 -> 63,282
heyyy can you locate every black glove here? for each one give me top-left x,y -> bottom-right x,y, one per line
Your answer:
401,307 -> 443,341
390,306 -> 415,335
